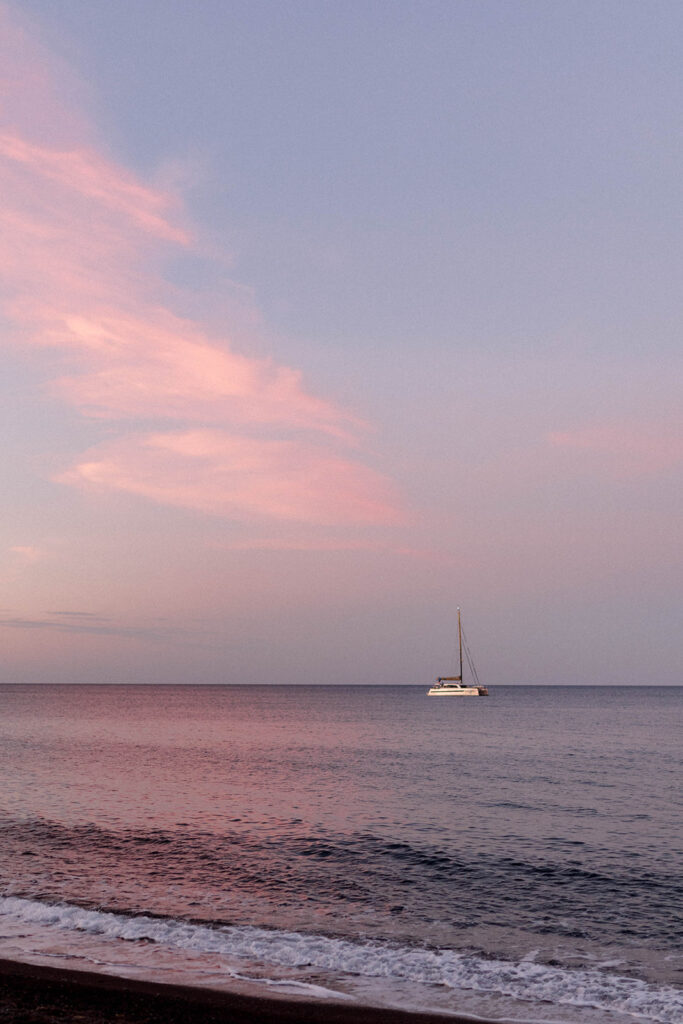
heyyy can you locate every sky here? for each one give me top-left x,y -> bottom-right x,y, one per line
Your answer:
1,0 -> 681,686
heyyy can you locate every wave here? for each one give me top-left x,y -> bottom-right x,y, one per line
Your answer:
1,895 -> 681,1022
3,815 -> 681,950
6,815 -> 679,895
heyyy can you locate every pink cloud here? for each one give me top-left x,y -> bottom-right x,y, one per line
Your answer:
548,420 -> 683,479
50,310 -> 360,439
59,430 -> 402,526
0,6 -> 90,147
0,136 -> 175,323
9,545 -> 42,564
0,4 -> 400,528
0,132 -> 189,243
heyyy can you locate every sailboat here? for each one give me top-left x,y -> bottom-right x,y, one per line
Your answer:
427,608 -> 488,696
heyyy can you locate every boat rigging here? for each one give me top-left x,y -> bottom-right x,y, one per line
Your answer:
427,608 -> 488,696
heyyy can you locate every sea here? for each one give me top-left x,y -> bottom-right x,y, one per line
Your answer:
0,684 -> 680,1024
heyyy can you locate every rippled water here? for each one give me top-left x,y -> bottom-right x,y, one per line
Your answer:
0,684 -> 680,1022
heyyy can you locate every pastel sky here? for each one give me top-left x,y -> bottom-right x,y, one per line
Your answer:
2,0 -> 681,685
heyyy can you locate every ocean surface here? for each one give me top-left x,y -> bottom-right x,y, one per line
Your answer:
0,684 -> 680,1023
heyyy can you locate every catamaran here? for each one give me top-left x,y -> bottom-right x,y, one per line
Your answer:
427,608 -> 488,696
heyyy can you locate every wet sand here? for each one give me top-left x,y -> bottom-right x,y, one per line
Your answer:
0,957 -> 497,1024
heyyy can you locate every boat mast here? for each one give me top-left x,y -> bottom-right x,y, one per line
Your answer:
457,607 -> 463,682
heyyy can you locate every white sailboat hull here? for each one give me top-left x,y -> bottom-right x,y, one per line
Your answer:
427,685 -> 487,696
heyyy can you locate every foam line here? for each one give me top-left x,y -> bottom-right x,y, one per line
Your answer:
1,896 -> 680,1022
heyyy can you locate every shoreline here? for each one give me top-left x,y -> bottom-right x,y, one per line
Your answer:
0,957 -> 507,1024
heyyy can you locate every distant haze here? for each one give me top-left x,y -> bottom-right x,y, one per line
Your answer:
1,1 -> 681,685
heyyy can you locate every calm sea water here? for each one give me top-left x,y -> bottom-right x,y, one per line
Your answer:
0,685 -> 680,1023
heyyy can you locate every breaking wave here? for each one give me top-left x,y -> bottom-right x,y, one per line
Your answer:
1,895 -> 681,1023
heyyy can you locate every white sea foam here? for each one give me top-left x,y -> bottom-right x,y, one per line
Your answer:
1,896 -> 681,1023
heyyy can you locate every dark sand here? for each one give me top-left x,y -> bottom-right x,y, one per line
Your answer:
0,958 -> 499,1024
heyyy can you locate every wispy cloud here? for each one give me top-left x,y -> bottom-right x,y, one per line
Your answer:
59,430 -> 400,526
9,545 -> 43,564
0,3 -> 401,530
0,612 -> 182,642
50,310 -> 358,440
548,419 -> 683,479
48,610 -> 109,621
0,132 -> 189,244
